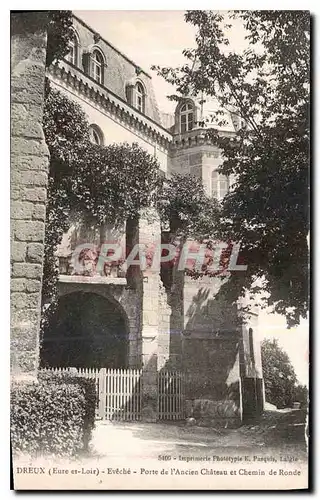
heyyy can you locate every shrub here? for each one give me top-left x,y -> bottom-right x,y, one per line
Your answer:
38,371 -> 97,448
11,373 -> 97,457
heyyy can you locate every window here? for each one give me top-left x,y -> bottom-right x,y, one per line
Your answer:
219,175 -> 229,199
89,125 -> 104,146
135,82 -> 145,113
211,170 -> 229,200
91,50 -> 104,84
211,170 -> 218,198
65,32 -> 79,66
180,103 -> 194,133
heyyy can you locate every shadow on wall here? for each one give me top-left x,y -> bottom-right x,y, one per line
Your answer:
183,286 -> 240,398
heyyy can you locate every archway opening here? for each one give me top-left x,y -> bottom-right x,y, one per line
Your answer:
40,292 -> 129,369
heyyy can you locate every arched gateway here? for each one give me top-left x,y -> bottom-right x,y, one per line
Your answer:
40,291 -> 129,369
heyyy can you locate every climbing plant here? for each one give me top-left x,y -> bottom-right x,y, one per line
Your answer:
42,83 -> 162,331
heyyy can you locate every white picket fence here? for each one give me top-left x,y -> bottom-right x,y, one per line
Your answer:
40,367 -> 184,421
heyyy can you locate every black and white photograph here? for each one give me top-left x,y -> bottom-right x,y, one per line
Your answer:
10,8 -> 309,490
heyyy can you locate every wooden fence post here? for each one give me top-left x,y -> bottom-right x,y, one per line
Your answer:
99,368 -> 106,420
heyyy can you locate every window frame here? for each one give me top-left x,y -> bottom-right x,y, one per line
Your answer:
211,170 -> 230,200
65,30 -> 79,66
179,102 -> 194,133
135,82 -> 145,113
91,49 -> 104,84
89,124 -> 104,146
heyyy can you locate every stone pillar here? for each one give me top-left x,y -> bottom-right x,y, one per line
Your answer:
140,209 -> 161,422
126,208 -> 161,421
11,12 -> 49,382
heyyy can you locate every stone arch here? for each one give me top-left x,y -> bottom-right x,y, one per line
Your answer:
41,289 -> 131,369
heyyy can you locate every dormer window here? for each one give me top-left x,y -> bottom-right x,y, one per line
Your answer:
135,82 -> 145,113
91,49 -> 104,84
180,103 -> 194,133
65,31 -> 79,66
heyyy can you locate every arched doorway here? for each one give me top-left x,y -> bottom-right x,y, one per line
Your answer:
40,291 -> 129,369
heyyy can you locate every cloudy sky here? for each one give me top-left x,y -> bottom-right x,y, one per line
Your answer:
74,10 -> 309,385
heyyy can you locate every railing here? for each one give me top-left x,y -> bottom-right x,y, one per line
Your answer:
40,367 -> 142,421
40,367 -> 184,421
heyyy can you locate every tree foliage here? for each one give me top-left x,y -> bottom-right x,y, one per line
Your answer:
293,383 -> 308,409
261,338 -> 298,408
158,173 -> 219,237
42,83 -> 162,331
46,11 -> 74,67
152,10 -> 310,326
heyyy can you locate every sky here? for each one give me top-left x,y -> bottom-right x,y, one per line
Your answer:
74,10 -> 309,385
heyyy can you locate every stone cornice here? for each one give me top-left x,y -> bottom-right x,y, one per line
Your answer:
170,128 -> 235,152
47,60 -> 172,149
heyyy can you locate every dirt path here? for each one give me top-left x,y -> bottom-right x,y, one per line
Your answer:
90,410 -> 308,462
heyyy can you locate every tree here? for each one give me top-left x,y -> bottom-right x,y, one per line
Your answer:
46,11 -> 74,66
152,11 -> 310,326
261,338 -> 298,408
293,384 -> 308,409
157,173 -> 219,237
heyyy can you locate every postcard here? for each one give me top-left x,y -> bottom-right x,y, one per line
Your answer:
10,9 -> 309,490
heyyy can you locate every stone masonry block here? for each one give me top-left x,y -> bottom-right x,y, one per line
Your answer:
11,170 -> 48,187
27,242 -> 43,263
11,278 -> 26,292
11,241 -> 26,262
11,201 -> 34,220
11,154 -> 49,172
142,311 -> 158,326
11,292 -> 40,309
11,118 -> 44,140
11,102 -> 29,121
12,263 -> 42,279
32,204 -> 46,221
11,186 -> 22,201
15,221 -> 44,242
10,307 -> 40,329
11,62 -> 47,106
189,152 -> 202,165
25,279 -> 41,293
11,137 -> 48,157
21,187 -> 47,202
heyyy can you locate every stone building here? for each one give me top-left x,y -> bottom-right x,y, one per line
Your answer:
11,12 -> 264,424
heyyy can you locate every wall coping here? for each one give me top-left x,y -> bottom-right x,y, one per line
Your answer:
59,275 -> 127,286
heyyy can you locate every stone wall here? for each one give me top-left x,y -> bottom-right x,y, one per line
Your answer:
11,12 -> 49,381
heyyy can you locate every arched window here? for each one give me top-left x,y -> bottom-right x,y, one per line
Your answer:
180,102 -> 194,133
135,82 -> 145,113
89,125 -> 104,146
91,49 -> 104,84
211,170 -> 229,200
66,31 -> 79,66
